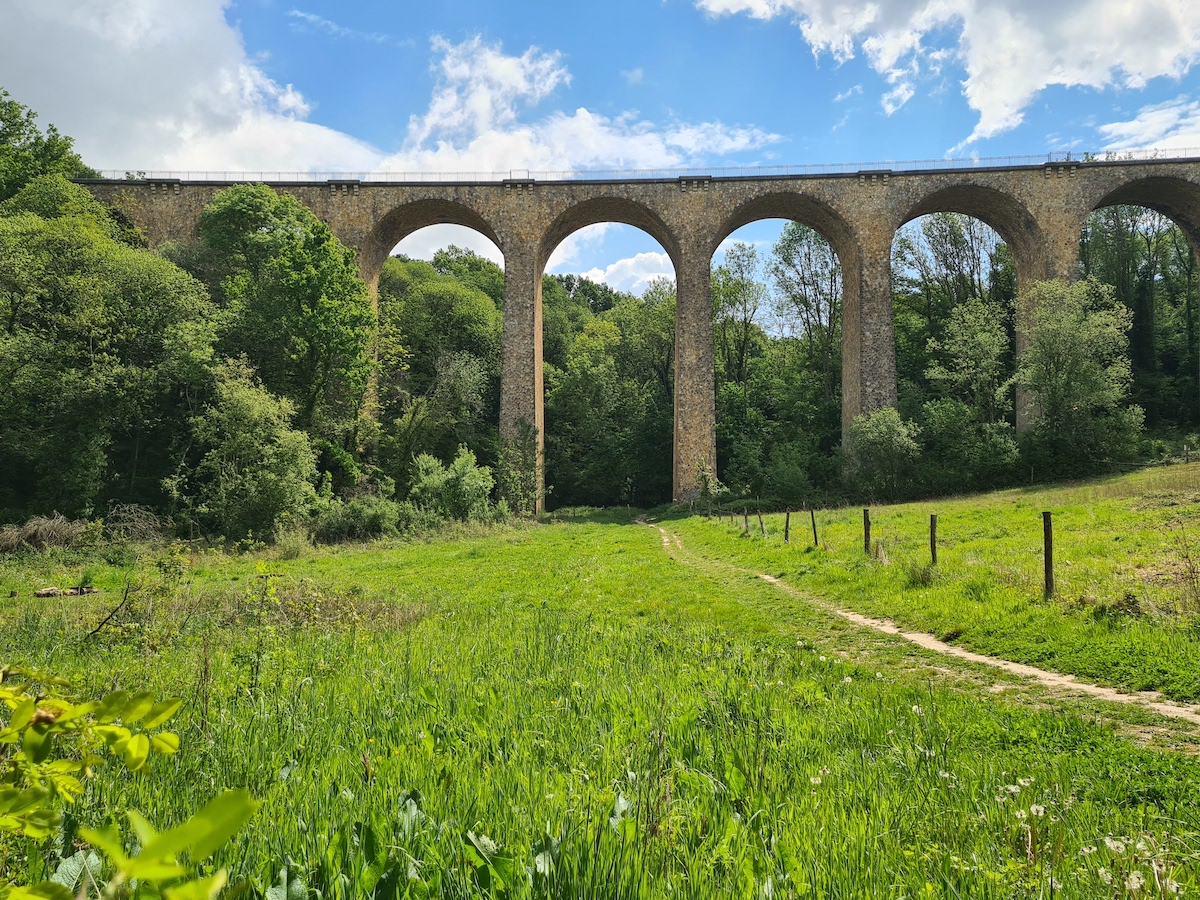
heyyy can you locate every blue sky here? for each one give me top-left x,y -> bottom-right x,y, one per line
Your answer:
3,0 -> 1200,291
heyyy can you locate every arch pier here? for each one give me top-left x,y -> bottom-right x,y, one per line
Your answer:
83,157 -> 1200,504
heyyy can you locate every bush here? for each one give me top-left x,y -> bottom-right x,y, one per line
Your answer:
844,408 -> 921,502
917,399 -> 1018,494
312,495 -> 404,543
409,446 -> 494,521
166,360 -> 317,540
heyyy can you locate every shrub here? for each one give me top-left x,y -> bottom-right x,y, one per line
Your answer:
844,408 -> 921,502
312,495 -> 404,543
409,446 -> 494,521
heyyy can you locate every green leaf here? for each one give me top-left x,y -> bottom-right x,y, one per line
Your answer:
49,849 -> 102,891
8,696 -> 35,731
95,691 -> 130,723
164,872 -> 229,900
121,691 -> 155,724
79,825 -> 130,867
140,790 -> 259,864
121,733 -> 150,771
151,732 -> 181,755
142,698 -> 182,729
127,809 -> 159,847
21,723 -> 52,764
11,882 -> 74,900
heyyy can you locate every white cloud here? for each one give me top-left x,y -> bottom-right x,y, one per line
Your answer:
833,84 -> 862,103
0,7 -> 780,175
1097,96 -> 1200,151
581,251 -> 675,294
287,10 -> 393,44
378,38 -> 780,173
695,0 -> 1200,147
622,67 -> 644,86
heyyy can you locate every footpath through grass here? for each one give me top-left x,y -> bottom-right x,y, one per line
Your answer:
1,491 -> 1199,897
676,464 -> 1200,705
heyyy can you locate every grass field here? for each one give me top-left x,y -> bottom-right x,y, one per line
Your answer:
4,469 -> 1200,897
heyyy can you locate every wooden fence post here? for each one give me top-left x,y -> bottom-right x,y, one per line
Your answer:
784,510 -> 791,544
743,509 -> 749,534
1043,511 -> 1054,599
930,514 -> 938,566
863,509 -> 871,556
810,509 -> 819,547
757,510 -> 766,536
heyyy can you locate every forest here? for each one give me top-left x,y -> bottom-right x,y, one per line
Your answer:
1,87 -> 1196,540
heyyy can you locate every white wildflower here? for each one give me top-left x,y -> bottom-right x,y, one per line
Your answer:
1098,868 -> 1113,885
912,705 -> 924,716
1015,809 -> 1027,820
1126,871 -> 1144,892
1030,805 -> 1045,817
810,776 -> 822,785
1104,837 -> 1126,854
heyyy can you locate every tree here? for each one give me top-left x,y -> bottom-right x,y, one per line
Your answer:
0,176 -> 215,518
844,408 -> 921,503
1017,278 -> 1143,476
431,245 -> 505,308
712,242 -> 767,387
769,222 -> 842,404
0,88 -> 96,202
925,297 -> 1012,424
195,184 -> 375,443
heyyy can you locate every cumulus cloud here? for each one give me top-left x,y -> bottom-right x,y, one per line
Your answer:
581,251 -> 675,294
1098,96 -> 1200,151
378,37 -> 779,173
0,4 -> 779,175
694,0 -> 1200,147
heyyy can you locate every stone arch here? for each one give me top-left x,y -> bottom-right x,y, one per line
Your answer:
1089,176 -> 1200,246
897,184 -> 1050,291
537,196 -> 681,274
359,198 -> 504,292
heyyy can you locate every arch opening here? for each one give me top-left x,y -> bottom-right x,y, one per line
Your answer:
1083,177 -> 1200,432
373,215 -> 507,504
889,211 -> 1020,495
706,195 -> 857,503
538,206 -> 680,509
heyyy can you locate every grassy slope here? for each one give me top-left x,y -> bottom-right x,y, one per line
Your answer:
673,464 -> 1200,703
3,500 -> 1200,897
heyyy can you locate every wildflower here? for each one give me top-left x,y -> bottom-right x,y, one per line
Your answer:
1005,784 -> 1021,795
1017,777 -> 1033,787
819,655 -> 827,662
1126,871 -> 1145,892
875,672 -> 883,679
843,676 -> 853,684
1015,810 -> 1027,820
1079,846 -> 1097,856
912,705 -> 924,716
1104,837 -> 1126,854
811,776 -> 822,785
938,771 -> 950,779
1135,840 -> 1148,854
1166,879 -> 1182,894
995,795 -> 1007,803
1030,805 -> 1045,817
1098,868 -> 1113,885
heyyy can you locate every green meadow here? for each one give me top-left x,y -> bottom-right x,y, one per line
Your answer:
5,468 -> 1200,897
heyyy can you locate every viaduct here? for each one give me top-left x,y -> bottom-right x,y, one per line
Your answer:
82,154 -> 1200,502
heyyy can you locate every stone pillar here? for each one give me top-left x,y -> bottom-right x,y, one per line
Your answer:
674,241 -> 716,501
842,232 -> 897,435
499,247 -> 545,512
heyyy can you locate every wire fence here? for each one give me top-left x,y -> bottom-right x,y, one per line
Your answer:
89,147 -> 1200,184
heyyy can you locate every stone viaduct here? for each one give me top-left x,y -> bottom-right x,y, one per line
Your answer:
82,156 -> 1200,502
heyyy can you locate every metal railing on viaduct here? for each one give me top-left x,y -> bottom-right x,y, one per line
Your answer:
80,151 -> 1200,504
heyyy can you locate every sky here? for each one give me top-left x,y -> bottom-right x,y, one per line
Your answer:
3,0 -> 1200,292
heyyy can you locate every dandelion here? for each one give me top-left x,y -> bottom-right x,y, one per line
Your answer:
1098,868 -> 1113,885
912,705 -> 924,716
1079,846 -> 1097,856
1005,784 -> 1021,795
819,655 -> 827,662
1030,805 -> 1045,817
1166,879 -> 1182,894
843,676 -> 853,684
995,795 -> 1007,803
1104,837 -> 1126,854
1017,777 -> 1033,787
938,771 -> 950,779
875,672 -> 883,679
1015,809 -> 1027,820
1126,871 -> 1145,892
810,776 -> 822,785
1135,840 -> 1148,854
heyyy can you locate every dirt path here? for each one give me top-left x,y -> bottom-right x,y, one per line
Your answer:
650,523 -> 1200,728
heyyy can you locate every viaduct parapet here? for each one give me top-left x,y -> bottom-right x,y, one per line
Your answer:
82,157 -> 1200,502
